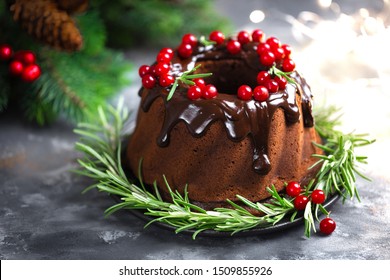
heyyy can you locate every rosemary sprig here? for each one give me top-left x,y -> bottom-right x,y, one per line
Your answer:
167,64 -> 212,101
199,35 -> 216,47
75,101 -> 373,239
269,65 -> 296,85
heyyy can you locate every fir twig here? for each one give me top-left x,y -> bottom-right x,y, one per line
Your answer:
75,102 -> 374,239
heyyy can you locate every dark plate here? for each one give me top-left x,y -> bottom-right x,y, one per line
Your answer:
113,192 -> 341,238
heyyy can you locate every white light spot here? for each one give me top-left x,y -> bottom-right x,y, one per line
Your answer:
318,0 -> 332,8
249,10 -> 265,23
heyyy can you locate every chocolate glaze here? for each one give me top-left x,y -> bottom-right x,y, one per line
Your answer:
140,42 -> 314,174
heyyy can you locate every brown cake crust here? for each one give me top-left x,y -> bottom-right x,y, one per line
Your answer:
127,90 -> 322,207
126,38 -> 322,209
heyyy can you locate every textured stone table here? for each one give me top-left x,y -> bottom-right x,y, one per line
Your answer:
1,0 -> 390,260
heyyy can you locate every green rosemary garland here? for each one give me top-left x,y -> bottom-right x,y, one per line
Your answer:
74,100 -> 374,239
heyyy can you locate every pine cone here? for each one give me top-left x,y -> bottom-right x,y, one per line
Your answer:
55,0 -> 89,15
10,0 -> 83,51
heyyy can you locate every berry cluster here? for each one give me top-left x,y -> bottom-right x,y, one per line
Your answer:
178,33 -> 198,58
187,78 -> 218,100
286,181 -> 336,235
0,44 -> 41,83
139,48 -> 175,89
137,30 -> 298,102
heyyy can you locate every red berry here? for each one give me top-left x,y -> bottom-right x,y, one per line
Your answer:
142,74 -> 156,89
311,189 -> 326,204
266,36 -> 281,50
282,58 -> 296,72
9,60 -> 24,76
237,85 -> 252,100
274,76 -> 287,90
260,51 -> 275,66
14,50 -> 36,65
202,84 -> 218,99
294,195 -> 309,210
154,62 -> 170,76
159,74 -> 175,87
273,47 -> 285,61
160,47 -> 174,57
157,51 -> 172,63
281,44 -> 292,57
285,181 -> 301,197
138,65 -> 151,77
0,44 -> 13,61
253,86 -> 269,102
256,43 -> 271,55
256,71 -> 270,85
227,40 -> 241,54
182,33 -> 197,47
21,64 -> 41,82
320,217 -> 336,235
178,43 -> 193,58
237,31 -> 251,44
252,29 -> 264,42
187,85 -> 202,100
209,30 -> 225,45
266,79 -> 279,93
193,78 -> 206,90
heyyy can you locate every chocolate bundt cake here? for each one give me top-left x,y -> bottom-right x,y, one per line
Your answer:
127,30 -> 322,209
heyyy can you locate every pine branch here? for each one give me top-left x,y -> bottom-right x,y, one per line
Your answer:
30,48 -> 132,124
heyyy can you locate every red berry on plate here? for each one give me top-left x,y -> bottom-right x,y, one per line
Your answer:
311,189 -> 326,204
203,84 -> 218,99
227,40 -> 241,54
266,36 -> 281,50
21,64 -> 41,82
154,62 -> 170,76
142,74 -> 156,89
253,86 -> 269,102
320,217 -> 336,235
138,65 -> 151,77
256,71 -> 270,85
256,43 -> 271,55
294,194 -> 309,210
282,58 -> 296,72
178,43 -> 193,58
237,31 -> 251,44
252,29 -> 264,42
193,78 -> 206,90
0,44 -> 13,61
159,74 -> 175,87
260,51 -> 275,67
286,181 -> 301,197
14,50 -> 36,65
237,85 -> 252,100
274,76 -> 287,90
187,85 -> 202,100
9,60 -> 24,76
182,33 -> 198,47
266,79 -> 279,93
282,44 -> 292,57
209,30 -> 225,45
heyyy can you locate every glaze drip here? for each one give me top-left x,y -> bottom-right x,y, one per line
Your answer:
140,43 -> 315,174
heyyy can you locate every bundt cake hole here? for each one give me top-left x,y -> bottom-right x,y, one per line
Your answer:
196,60 -> 258,95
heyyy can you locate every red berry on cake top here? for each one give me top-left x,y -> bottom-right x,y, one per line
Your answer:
227,40 -> 241,54
209,30 -> 225,45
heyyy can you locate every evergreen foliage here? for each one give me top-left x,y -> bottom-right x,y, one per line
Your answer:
0,0 -> 230,125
